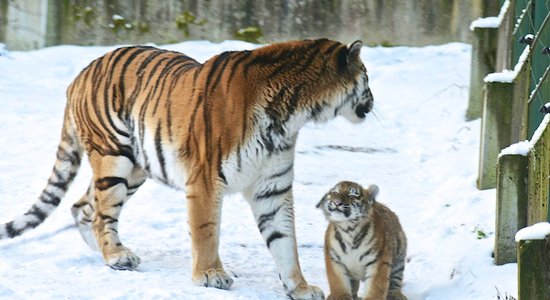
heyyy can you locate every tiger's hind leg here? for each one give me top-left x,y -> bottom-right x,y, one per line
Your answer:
86,152 -> 147,270
71,167 -> 147,253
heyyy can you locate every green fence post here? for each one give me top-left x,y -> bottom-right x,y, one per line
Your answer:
517,237 -> 550,300
467,26 -> 497,120
478,81 -> 514,189
495,153 -> 528,264
527,115 -> 550,224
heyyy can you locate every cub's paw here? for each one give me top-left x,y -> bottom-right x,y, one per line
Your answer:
192,268 -> 233,290
387,291 -> 408,300
327,294 -> 353,300
286,283 -> 325,300
106,249 -> 141,270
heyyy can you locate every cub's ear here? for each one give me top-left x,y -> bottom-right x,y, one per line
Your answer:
347,40 -> 363,63
316,193 -> 329,209
365,184 -> 379,204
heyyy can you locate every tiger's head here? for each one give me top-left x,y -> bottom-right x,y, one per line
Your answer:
254,39 -> 373,128
332,40 -> 374,124
316,181 -> 379,223
299,39 -> 374,125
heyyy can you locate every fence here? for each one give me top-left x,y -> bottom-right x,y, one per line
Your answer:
469,0 -> 550,299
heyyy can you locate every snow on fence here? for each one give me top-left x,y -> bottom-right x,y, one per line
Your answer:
469,0 -> 550,298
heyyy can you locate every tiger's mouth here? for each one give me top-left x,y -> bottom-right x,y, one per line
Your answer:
354,86 -> 374,119
355,103 -> 372,118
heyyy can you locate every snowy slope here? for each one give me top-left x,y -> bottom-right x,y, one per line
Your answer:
0,40 -> 517,299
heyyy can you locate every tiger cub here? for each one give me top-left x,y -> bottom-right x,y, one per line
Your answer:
316,181 -> 407,300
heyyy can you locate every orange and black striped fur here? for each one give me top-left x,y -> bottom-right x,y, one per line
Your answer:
317,182 -> 407,300
0,39 -> 374,299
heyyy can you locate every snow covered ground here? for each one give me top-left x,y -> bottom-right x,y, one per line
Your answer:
0,40 -> 517,299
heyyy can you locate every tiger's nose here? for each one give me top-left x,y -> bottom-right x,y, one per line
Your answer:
355,89 -> 373,118
355,104 -> 371,118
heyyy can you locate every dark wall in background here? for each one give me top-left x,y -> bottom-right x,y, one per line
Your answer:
1,0 -> 499,50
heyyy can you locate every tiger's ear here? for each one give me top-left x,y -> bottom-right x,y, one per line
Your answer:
347,40 -> 363,64
337,40 -> 363,71
364,184 -> 379,204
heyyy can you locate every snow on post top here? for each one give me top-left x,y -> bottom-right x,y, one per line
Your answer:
469,0 -> 510,31
498,140 -> 531,157
515,222 -> 550,242
484,45 -> 531,83
531,113 -> 550,146
499,114 -> 550,157
484,70 -> 516,83
469,17 -> 500,30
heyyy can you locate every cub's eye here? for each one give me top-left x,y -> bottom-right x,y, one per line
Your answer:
350,197 -> 361,203
348,187 -> 360,198
330,190 -> 339,195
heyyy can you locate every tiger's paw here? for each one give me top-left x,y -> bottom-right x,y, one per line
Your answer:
286,283 -> 325,300
105,249 -> 141,270
192,268 -> 233,290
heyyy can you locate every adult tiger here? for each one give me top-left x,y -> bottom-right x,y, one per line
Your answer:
0,38 -> 373,299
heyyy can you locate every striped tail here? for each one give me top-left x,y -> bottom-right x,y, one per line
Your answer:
0,109 -> 83,239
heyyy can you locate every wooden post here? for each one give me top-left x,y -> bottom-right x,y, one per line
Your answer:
494,0 -> 513,72
466,26 -> 497,121
495,154 -> 528,265
517,237 -> 550,300
527,115 -> 550,224
478,81 -> 514,190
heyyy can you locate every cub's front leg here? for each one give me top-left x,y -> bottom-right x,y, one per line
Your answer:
244,171 -> 324,300
362,251 -> 392,300
324,227 -> 355,300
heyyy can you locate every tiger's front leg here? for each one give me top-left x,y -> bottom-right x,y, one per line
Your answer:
186,179 -> 233,289
245,177 -> 324,300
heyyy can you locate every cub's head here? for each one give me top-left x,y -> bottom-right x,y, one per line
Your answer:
316,181 -> 379,223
